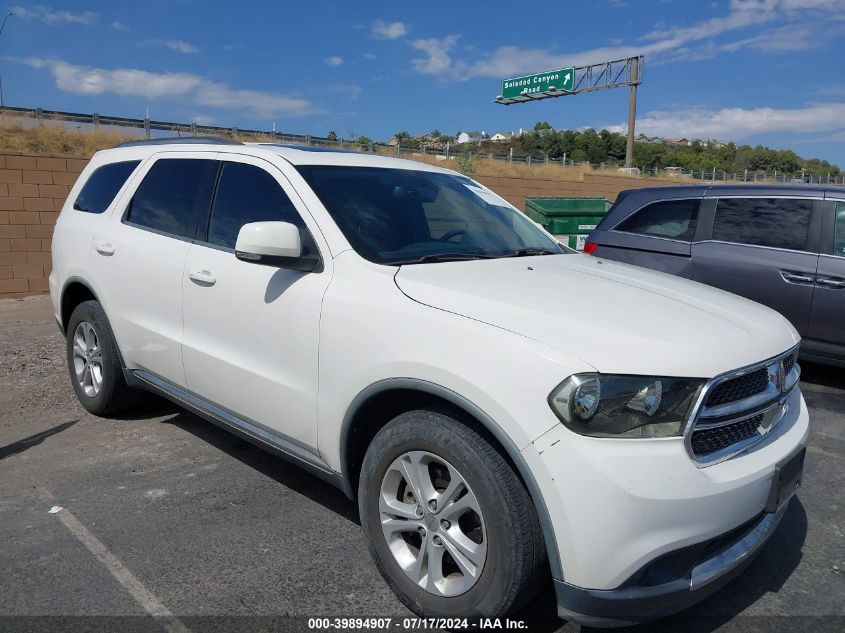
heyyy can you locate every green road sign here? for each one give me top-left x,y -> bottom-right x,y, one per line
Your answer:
501,67 -> 574,99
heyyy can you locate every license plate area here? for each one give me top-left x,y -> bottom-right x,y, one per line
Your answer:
765,446 -> 805,513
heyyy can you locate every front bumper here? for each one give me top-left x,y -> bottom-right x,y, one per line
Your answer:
555,487 -> 793,626
522,387 -> 809,624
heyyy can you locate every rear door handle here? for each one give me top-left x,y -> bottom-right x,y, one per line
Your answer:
780,270 -> 815,285
189,269 -> 216,285
816,276 -> 845,288
95,241 -> 115,256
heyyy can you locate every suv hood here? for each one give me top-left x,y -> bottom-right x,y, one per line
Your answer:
394,254 -> 798,378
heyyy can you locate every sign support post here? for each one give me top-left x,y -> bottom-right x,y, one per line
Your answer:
624,56 -> 639,169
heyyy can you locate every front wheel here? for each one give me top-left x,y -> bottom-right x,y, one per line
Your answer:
66,300 -> 140,416
359,408 -> 547,618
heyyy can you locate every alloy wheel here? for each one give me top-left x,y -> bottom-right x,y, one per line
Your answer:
72,321 -> 103,398
379,450 -> 487,596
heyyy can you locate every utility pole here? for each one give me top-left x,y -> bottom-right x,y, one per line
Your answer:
624,56 -> 639,169
0,12 -> 14,108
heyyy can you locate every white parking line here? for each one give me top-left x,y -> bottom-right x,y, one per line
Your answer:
42,491 -> 191,633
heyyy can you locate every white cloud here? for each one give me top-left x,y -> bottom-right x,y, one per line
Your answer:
324,55 -> 344,67
411,36 -> 460,75
372,20 -> 407,39
111,21 -> 126,31
11,5 -> 97,25
25,58 -> 319,119
362,52 -> 378,60
140,39 -> 200,54
163,39 -> 199,54
605,102 -> 845,140
409,0 -> 839,79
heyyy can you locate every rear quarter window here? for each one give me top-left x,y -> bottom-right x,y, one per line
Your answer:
712,198 -> 812,251
615,199 -> 699,241
73,160 -> 140,214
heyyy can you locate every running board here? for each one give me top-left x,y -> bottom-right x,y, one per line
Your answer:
128,369 -> 347,492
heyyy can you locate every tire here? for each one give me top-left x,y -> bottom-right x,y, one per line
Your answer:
359,407 -> 547,619
65,300 -> 140,416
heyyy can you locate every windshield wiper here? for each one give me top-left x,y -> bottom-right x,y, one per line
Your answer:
500,248 -> 561,258
387,253 -> 497,265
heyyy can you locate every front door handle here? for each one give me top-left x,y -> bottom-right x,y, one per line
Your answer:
95,241 -> 115,256
189,269 -> 216,285
816,276 -> 845,288
780,270 -> 815,285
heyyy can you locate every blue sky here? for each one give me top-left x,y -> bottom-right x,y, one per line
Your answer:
4,0 -> 845,166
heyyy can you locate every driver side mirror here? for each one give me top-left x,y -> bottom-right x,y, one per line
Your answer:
235,221 -> 319,273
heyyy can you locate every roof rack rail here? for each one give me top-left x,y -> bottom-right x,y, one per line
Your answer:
116,136 -> 243,148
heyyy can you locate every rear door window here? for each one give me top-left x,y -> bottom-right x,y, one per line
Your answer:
74,160 -> 140,214
205,161 -> 309,250
712,198 -> 812,251
615,199 -> 699,241
834,202 -> 845,258
125,158 -> 217,239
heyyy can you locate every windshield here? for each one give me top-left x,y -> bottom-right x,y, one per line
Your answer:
296,165 -> 564,264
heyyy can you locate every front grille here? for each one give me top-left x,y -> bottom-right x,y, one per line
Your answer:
706,367 -> 769,407
691,414 -> 764,457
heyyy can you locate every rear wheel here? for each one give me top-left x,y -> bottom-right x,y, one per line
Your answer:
66,300 -> 140,416
359,408 -> 547,618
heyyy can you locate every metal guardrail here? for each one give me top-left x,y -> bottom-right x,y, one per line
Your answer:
0,106 -> 840,185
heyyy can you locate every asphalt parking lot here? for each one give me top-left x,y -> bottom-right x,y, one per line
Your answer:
0,295 -> 843,633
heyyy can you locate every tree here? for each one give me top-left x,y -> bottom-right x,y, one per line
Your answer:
534,121 -> 552,131
327,130 -> 337,141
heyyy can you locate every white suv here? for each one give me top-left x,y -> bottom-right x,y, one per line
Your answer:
49,138 -> 808,625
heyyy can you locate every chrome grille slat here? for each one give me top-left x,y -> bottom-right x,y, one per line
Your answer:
685,347 -> 800,466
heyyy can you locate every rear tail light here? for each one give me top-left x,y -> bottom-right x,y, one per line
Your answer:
583,241 -> 598,255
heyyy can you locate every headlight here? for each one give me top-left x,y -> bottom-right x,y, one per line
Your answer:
548,374 -> 705,438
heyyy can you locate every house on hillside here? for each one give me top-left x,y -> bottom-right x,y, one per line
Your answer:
636,134 -> 663,144
490,132 -> 512,142
665,138 -> 691,147
456,131 -> 486,144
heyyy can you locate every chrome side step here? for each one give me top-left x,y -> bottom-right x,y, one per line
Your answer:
129,369 -> 347,493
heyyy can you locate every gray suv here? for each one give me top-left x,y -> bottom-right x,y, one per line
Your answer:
586,184 -> 845,366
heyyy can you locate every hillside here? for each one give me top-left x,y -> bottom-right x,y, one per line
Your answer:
470,124 -> 840,178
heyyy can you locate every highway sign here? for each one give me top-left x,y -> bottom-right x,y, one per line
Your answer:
501,67 -> 574,99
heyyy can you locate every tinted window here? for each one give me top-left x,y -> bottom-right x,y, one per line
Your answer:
713,198 -> 812,251
126,159 -> 217,239
296,166 -> 560,264
616,199 -> 699,240
74,160 -> 140,214
835,202 -> 845,258
206,162 -> 307,250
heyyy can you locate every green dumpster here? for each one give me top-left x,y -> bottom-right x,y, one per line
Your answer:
524,197 -> 610,250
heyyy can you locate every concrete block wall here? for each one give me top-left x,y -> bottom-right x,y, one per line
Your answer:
0,150 -> 684,299
474,172 -> 683,212
0,152 -> 87,299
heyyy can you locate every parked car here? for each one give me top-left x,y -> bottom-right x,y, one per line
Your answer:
586,184 -> 845,367
50,140 -> 808,626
